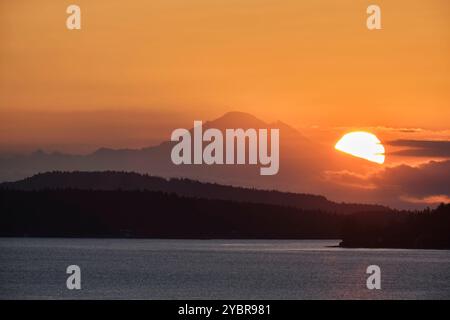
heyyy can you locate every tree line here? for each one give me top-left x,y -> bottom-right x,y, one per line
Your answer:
0,189 -> 449,249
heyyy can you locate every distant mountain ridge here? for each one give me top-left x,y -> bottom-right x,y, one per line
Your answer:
0,112 -> 320,190
0,171 -> 390,214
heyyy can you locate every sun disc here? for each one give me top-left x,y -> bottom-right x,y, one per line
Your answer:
335,131 -> 385,164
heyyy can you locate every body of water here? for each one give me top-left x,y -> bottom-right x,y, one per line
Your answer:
1,238 -> 449,299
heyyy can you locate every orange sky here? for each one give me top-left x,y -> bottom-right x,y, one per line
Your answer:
0,0 -> 449,153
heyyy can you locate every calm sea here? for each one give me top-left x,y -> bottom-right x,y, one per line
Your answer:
0,238 -> 449,299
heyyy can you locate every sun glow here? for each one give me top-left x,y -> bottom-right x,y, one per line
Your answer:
335,132 -> 385,164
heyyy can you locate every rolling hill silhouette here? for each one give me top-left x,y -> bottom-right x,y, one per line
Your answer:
0,171 -> 389,214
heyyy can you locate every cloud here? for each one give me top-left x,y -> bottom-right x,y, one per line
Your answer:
325,160 -> 450,207
323,170 -> 376,189
387,139 -> 450,158
371,160 -> 450,198
400,195 -> 450,205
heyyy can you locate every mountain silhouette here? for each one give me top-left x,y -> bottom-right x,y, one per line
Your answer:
0,112 -> 324,191
0,171 -> 389,214
205,111 -> 269,129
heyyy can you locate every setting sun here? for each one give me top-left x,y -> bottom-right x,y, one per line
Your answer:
335,132 -> 385,164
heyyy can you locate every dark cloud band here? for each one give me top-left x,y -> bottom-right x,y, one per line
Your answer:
387,140 -> 450,157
